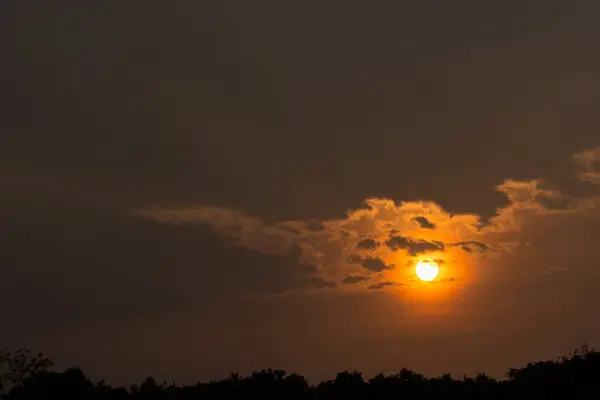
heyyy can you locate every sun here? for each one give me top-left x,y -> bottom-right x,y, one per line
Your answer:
415,259 -> 439,282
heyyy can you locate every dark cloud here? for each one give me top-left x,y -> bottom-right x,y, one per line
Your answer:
362,257 -> 395,273
367,281 -> 398,290
356,238 -> 379,250
298,263 -> 320,274
278,225 -> 303,235
412,216 -> 436,229
454,241 -> 491,254
349,256 -> 395,273
342,275 -> 371,284
534,193 -> 571,210
0,195 -> 325,341
0,205 -> 182,340
305,220 -> 327,232
385,235 -> 445,255
299,276 -> 338,290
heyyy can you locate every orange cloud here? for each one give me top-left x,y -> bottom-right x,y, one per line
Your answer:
136,147 -> 600,294
573,146 -> 600,186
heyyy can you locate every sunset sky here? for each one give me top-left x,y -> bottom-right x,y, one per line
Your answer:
2,0 -> 600,386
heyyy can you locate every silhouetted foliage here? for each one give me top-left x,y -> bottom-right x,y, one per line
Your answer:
0,349 -> 53,394
2,344 -> 600,399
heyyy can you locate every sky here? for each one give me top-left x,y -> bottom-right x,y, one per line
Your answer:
2,0 -> 600,386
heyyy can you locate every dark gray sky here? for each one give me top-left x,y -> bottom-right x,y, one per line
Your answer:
2,0 -> 600,385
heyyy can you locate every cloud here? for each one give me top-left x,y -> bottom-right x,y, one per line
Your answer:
299,276 -> 338,290
0,197 -> 346,340
305,220 -> 327,232
342,275 -> 371,284
356,238 -> 379,249
412,216 -> 436,229
352,256 -> 395,273
534,192 -> 572,211
453,241 -> 492,254
0,202 -> 186,340
385,235 -> 445,255
136,147 -> 600,294
367,281 -> 398,290
136,197 -> 488,291
573,147 -> 600,185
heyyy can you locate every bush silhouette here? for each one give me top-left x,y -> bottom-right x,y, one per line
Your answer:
1,344 -> 600,399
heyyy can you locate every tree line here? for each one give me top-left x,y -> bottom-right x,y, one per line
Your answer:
1,345 -> 599,399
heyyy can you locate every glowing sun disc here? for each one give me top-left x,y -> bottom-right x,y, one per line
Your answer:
415,259 -> 439,282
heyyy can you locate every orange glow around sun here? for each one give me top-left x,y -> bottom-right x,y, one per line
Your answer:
383,249 -> 475,317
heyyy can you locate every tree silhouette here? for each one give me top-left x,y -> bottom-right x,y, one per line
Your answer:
2,344 -> 600,399
0,348 -> 53,393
